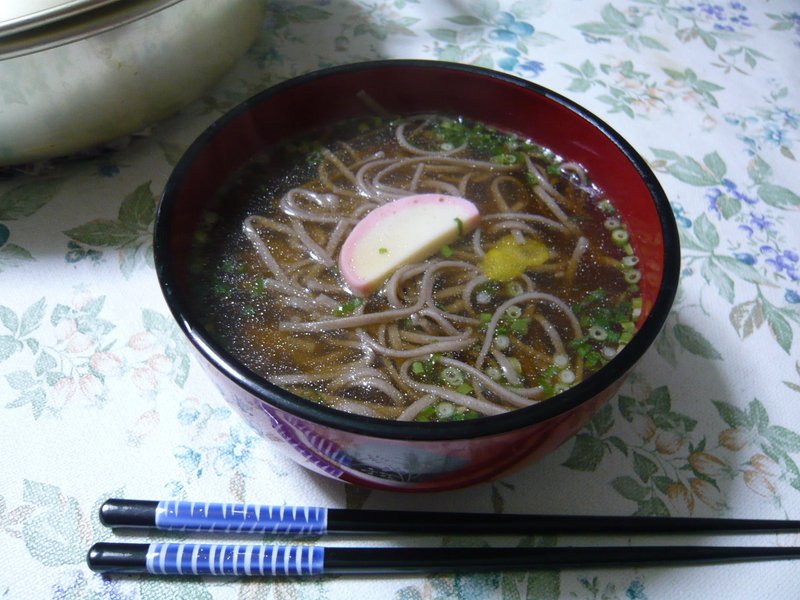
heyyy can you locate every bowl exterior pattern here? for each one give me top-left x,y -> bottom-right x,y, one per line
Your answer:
196,346 -> 625,491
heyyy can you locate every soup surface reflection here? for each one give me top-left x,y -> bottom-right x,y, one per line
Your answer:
188,115 -> 643,422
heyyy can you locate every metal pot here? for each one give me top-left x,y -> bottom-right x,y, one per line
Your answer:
0,0 -> 266,166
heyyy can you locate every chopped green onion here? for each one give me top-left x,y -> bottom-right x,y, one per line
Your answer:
510,317 -> 530,336
455,383 -> 473,395
334,297 -> 363,316
585,350 -> 602,368
454,217 -> 464,236
624,269 -> 642,284
441,366 -> 465,386
414,404 -> 438,422
412,361 -> 425,375
632,296 -> 643,318
546,163 -> 561,176
485,365 -> 502,380
440,244 -> 454,258
492,153 -> 519,165
451,409 -> 481,421
604,217 -> 620,230
505,281 -> 524,297
493,335 -> 510,350
479,312 -> 493,324
611,228 -> 630,246
435,402 -> 456,419
505,306 -> 522,319
597,199 -> 616,214
622,255 -> 640,267
619,321 -> 636,344
589,325 -> 608,341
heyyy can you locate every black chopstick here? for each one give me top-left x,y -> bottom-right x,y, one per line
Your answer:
100,498 -> 800,536
87,542 -> 800,577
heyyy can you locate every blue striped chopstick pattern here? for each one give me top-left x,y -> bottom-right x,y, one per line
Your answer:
155,500 -> 328,534
146,543 -> 324,576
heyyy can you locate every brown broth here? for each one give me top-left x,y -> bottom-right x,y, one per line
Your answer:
188,115 -> 642,422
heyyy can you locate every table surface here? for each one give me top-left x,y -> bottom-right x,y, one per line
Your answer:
2,1 -> 799,598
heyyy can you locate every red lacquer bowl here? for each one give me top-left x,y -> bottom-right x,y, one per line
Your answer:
155,60 -> 680,491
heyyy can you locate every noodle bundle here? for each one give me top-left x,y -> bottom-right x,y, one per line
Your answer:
189,115 -> 643,422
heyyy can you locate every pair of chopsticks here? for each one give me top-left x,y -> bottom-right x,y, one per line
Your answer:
87,498 -> 800,577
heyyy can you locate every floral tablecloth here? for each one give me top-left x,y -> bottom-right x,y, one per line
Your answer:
2,1 -> 799,598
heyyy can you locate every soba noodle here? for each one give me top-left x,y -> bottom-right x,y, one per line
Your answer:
189,114 -> 643,422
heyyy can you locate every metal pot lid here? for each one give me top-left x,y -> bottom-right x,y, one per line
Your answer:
0,0 -> 182,59
0,0 -> 122,37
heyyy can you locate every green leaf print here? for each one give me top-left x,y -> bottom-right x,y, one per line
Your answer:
693,213 -> 720,250
429,28 -> 459,43
758,183 -> 800,208
702,151 -> 726,180
502,567 -> 560,600
652,149 -> 723,186
446,15 -> 484,26
729,295 -> 794,352
63,181 -> 157,276
563,405 -> 623,469
672,323 -> 722,360
0,335 -> 18,361
577,5 -> 629,36
612,476 -> 649,501
634,496 -> 670,517
701,259 -> 735,303
562,434 -> 606,471
21,480 -> 86,566
662,68 -> 724,107
633,451 -> 658,483
766,426 -> 800,453
747,155 -> 772,184
0,298 -> 44,365
0,243 -> 34,271
19,297 -> 45,337
712,399 -> 750,429
762,301 -> 793,354
576,4 -> 668,53
0,304 -> 18,332
0,178 -> 63,221
590,385 -> 800,513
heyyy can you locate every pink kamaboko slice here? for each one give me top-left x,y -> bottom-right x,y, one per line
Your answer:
338,194 -> 481,296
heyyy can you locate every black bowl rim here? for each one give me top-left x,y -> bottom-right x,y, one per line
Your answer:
155,59 -> 680,442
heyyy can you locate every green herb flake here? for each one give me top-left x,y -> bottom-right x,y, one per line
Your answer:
454,217 -> 464,236
378,247 -> 389,255
440,244 -> 454,258
414,405 -> 437,422
510,317 -> 530,335
334,297 -> 364,316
